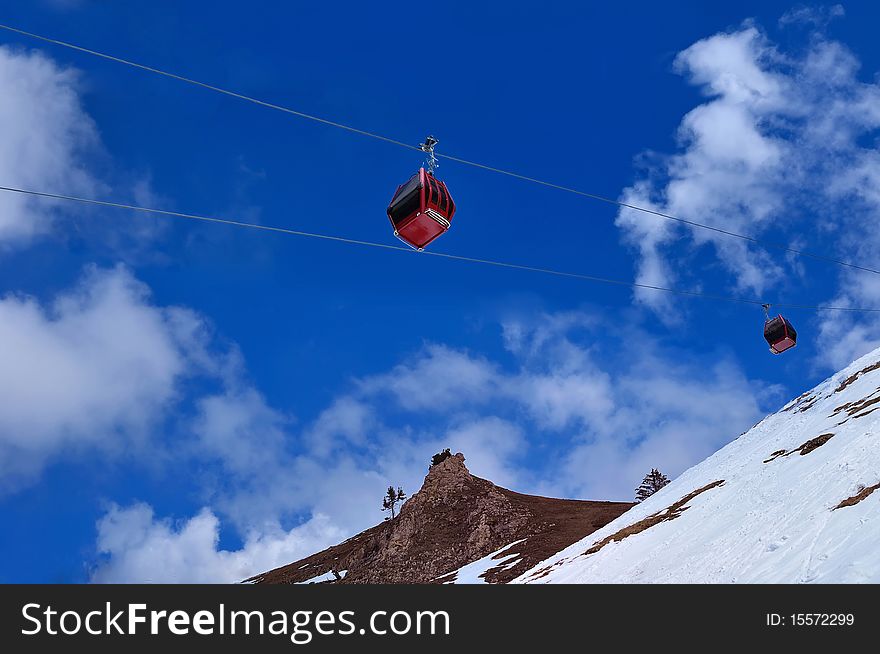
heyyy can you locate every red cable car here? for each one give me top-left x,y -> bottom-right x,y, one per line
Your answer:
764,312 -> 797,354
387,167 -> 456,250
386,136 -> 456,250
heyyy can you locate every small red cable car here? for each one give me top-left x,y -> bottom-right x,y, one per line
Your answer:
764,313 -> 797,354
386,167 -> 456,250
387,136 -> 456,250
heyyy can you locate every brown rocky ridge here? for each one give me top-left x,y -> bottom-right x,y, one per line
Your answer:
246,453 -> 633,584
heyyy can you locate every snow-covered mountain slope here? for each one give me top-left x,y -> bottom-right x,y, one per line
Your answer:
516,348 -> 880,584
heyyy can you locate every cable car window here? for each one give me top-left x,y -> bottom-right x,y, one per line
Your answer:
391,175 -> 420,206
426,178 -> 437,205
436,183 -> 448,212
765,318 -> 785,343
389,176 -> 422,226
390,193 -> 420,225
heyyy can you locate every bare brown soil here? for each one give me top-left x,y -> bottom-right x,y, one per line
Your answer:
782,391 -> 813,412
763,449 -> 787,463
833,482 -> 880,510
582,480 -> 725,556
831,388 -> 880,421
835,360 -> 880,393
850,406 -> 880,421
246,453 -> 633,585
798,433 -> 834,455
797,397 -> 820,413
764,434 -> 834,463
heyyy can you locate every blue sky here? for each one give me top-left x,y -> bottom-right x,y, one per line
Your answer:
2,1 -> 880,582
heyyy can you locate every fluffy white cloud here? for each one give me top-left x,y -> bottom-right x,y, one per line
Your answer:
93,409 -> 535,583
497,312 -> 776,499
614,21 -> 880,355
0,45 -> 101,246
359,344 -> 499,412
778,4 -> 845,28
92,503 -> 343,583
193,388 -> 291,478
0,45 -> 168,257
555,356 -> 773,500
513,372 -> 614,432
441,417 -> 527,488
305,396 -> 375,457
0,266 -> 209,489
317,311 -> 774,502
616,26 -> 789,314
814,294 -> 880,371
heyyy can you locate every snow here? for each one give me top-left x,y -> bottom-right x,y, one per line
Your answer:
295,569 -> 347,584
516,347 -> 880,584
438,539 -> 527,584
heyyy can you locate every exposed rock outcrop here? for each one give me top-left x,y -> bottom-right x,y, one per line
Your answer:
247,453 -> 632,584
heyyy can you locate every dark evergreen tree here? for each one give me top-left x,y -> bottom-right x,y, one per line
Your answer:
635,468 -> 671,502
429,448 -> 452,469
381,485 -> 407,519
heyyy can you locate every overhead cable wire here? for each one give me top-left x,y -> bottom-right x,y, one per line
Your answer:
433,154 -> 880,276
2,183 -> 877,314
0,23 -> 422,154
2,23 -> 878,277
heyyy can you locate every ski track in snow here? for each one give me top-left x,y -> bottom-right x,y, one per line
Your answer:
515,348 -> 880,584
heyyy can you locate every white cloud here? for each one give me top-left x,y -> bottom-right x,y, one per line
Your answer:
0,46 -> 101,247
616,26 -> 790,307
0,45 -> 170,257
512,372 -> 614,431
329,312 -> 774,502
496,312 -> 777,499
193,388 -> 291,477
305,396 -> 374,457
616,185 -> 680,315
676,27 -> 784,105
613,21 -> 880,368
0,266 -> 208,489
442,417 -> 527,488
91,503 -> 343,583
359,344 -> 498,411
779,4 -> 845,28
555,356 -> 774,500
814,295 -> 880,371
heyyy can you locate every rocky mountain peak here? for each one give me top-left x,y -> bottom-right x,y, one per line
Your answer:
410,452 -> 478,502
247,451 -> 632,585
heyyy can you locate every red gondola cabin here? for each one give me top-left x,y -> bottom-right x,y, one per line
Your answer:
764,314 -> 797,354
387,168 -> 456,250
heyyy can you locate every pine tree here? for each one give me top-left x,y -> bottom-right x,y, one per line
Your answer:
635,468 -> 671,502
429,448 -> 452,470
381,485 -> 407,519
